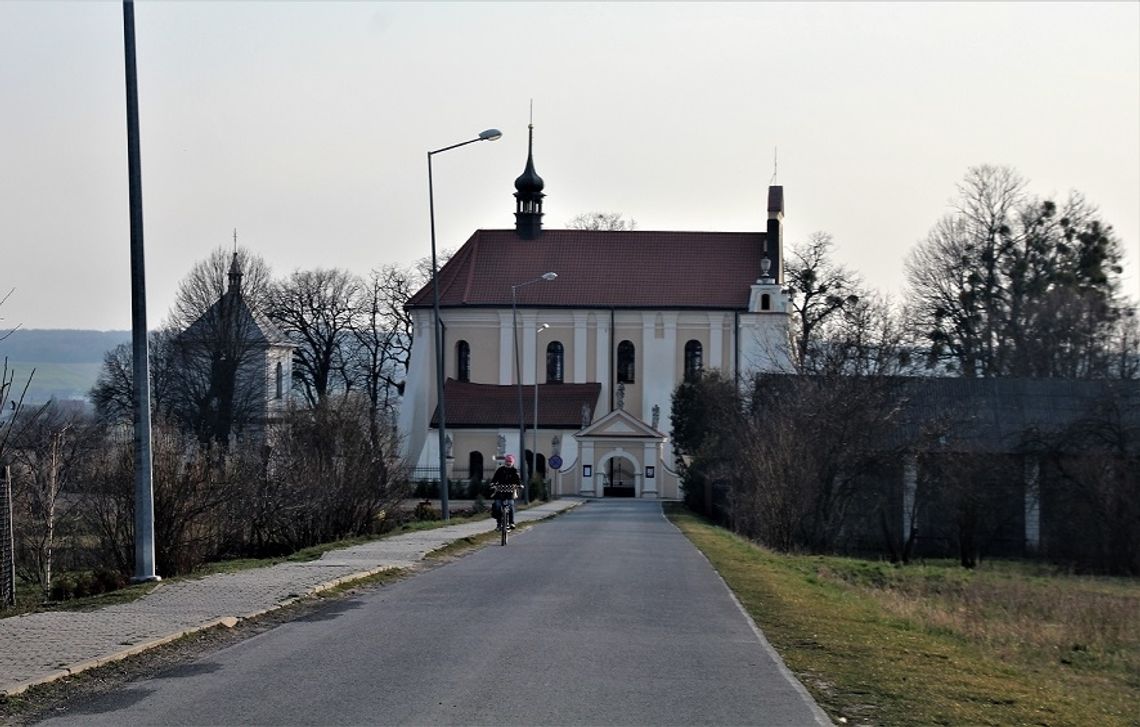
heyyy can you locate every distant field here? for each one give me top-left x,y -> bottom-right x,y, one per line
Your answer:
3,362 -> 103,404
1,329 -> 127,404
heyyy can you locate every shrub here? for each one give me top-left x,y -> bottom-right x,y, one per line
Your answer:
413,500 -> 439,521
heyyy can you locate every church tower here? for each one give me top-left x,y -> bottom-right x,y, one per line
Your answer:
740,185 -> 793,374
513,124 -> 544,240
227,250 -> 243,295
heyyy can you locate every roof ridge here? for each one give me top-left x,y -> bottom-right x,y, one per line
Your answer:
473,228 -> 762,236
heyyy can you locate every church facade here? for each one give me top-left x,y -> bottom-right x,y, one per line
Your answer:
399,127 -> 791,498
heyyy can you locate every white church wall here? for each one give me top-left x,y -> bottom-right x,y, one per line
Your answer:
397,309 -> 435,465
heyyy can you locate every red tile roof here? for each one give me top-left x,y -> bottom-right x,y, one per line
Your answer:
407,229 -> 771,310
431,380 -> 602,429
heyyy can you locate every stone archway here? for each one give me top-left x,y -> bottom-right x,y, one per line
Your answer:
597,450 -> 641,497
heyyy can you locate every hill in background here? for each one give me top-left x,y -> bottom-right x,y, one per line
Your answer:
2,329 -> 131,404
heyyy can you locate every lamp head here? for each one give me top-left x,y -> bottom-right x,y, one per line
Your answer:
541,272 -> 557,281
479,129 -> 503,141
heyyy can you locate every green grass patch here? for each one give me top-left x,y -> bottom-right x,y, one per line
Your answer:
665,505 -> 1140,727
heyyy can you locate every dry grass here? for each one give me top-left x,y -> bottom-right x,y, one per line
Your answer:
816,560 -> 1140,678
667,505 -> 1140,727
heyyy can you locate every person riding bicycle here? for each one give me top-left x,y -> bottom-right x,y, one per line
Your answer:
489,455 -> 521,530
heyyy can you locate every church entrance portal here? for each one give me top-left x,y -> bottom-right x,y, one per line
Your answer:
602,456 -> 637,497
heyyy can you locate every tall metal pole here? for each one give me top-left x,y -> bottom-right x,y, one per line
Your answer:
122,0 -> 158,582
512,288 -> 527,502
533,340 -> 539,498
511,276 -> 555,503
427,152 -> 450,521
426,129 -> 501,520
532,323 -> 548,498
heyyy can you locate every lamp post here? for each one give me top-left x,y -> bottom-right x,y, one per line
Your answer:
533,323 -> 549,498
428,127 -> 501,521
512,272 -> 557,501
123,0 -> 158,583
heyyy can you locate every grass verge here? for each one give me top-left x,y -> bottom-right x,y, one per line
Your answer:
665,505 -> 1140,727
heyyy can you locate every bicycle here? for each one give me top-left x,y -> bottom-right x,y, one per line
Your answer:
490,484 -> 519,545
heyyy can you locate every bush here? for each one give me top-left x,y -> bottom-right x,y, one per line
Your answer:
94,568 -> 128,594
413,500 -> 440,521
530,476 -> 549,502
49,575 -> 76,602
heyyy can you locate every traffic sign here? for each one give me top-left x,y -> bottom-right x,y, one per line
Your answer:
549,455 -> 563,469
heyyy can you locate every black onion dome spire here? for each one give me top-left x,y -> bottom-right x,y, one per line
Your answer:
513,124 -> 544,240
514,127 -> 544,194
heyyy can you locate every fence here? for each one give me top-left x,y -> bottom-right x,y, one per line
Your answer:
2,466 -> 15,608
401,465 -> 551,500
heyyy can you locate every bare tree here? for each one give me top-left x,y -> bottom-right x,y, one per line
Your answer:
80,421 -> 259,576
566,212 -> 637,231
784,232 -> 863,373
10,405 -> 96,595
267,268 -> 362,408
906,165 -> 1128,378
739,372 -> 906,553
168,248 -> 273,332
347,264 -> 420,445
252,394 -> 409,551
89,328 -> 180,425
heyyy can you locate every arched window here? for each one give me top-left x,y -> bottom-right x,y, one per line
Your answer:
684,340 -> 703,382
761,293 -> 771,311
275,361 -> 284,399
617,340 -> 636,383
468,451 -> 484,488
456,340 -> 471,382
546,341 -> 564,383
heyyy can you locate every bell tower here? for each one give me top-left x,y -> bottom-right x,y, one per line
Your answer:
513,124 -> 545,240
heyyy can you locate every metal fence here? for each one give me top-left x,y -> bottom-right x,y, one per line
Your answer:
401,465 -> 551,500
2,466 -> 15,608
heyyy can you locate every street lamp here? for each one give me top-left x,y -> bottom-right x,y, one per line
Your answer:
428,127 -> 501,521
533,323 -> 549,499
123,0 -> 158,583
512,272 -> 557,501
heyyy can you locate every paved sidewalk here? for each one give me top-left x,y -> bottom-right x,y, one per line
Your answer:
0,499 -> 583,697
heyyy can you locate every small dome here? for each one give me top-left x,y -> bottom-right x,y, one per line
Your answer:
514,155 -> 544,194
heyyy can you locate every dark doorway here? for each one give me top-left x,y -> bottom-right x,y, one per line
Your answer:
603,457 -> 636,497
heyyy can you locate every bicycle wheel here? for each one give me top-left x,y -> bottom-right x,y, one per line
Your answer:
500,509 -> 508,546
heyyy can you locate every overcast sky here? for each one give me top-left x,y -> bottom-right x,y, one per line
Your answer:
2,1 -> 1137,331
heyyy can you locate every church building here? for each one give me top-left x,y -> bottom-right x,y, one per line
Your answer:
178,251 -> 294,446
399,126 -> 791,498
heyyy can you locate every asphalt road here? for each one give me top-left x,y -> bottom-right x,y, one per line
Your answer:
37,500 -> 830,726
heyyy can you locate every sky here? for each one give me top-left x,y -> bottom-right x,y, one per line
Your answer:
1,1 -> 1137,332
